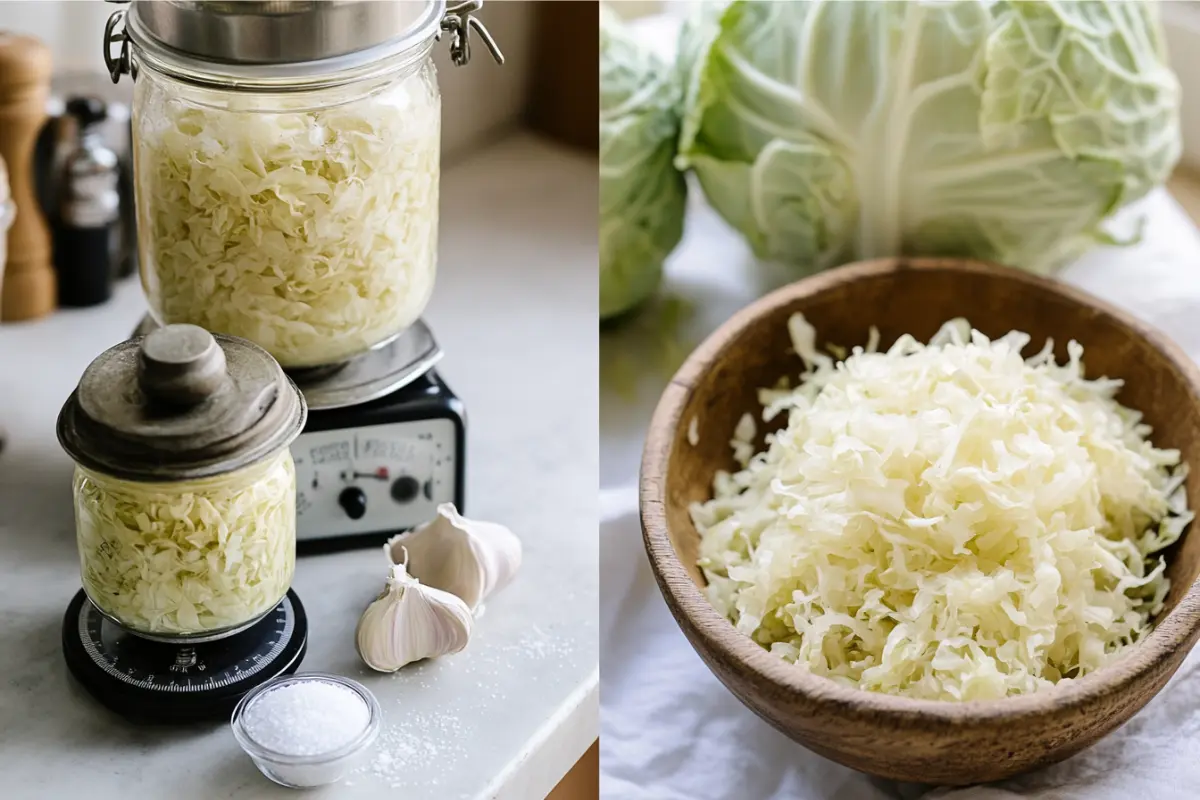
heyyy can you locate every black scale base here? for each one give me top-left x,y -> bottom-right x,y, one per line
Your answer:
62,589 -> 307,723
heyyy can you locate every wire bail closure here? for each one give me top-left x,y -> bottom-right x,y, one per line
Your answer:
442,0 -> 505,67
103,3 -> 136,85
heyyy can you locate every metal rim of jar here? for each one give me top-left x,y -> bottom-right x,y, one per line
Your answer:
125,18 -> 437,93
104,0 -> 504,92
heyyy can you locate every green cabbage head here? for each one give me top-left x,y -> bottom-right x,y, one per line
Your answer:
600,6 -> 688,320
678,0 -> 1182,275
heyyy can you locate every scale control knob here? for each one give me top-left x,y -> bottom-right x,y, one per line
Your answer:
390,475 -> 420,504
339,487 -> 367,520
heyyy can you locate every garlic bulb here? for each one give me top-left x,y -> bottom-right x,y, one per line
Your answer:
355,561 -> 473,673
384,503 -> 522,611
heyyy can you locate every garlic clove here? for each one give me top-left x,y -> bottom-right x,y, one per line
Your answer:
383,503 -> 522,611
355,562 -> 473,673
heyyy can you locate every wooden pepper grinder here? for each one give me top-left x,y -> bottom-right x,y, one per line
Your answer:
0,33 -> 55,322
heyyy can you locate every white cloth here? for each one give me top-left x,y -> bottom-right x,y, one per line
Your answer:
599,189 -> 1200,800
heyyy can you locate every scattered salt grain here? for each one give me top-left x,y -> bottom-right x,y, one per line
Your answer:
360,711 -> 466,788
242,680 -> 370,756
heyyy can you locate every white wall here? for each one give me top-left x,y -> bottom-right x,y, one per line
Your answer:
607,1 -> 667,20
607,0 -> 694,21
1162,2 -> 1200,172
0,0 -> 534,161
0,0 -> 111,73
435,0 -> 534,159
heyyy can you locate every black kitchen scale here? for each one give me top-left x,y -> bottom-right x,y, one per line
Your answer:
132,315 -> 468,556
62,589 -> 308,723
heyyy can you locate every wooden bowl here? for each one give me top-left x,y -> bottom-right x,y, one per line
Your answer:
640,257 -> 1200,785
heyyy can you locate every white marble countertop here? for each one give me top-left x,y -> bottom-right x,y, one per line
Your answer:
0,133 -> 599,800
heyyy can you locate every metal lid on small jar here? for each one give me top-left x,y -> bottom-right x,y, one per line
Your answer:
57,324 -> 307,482
105,0 -> 503,86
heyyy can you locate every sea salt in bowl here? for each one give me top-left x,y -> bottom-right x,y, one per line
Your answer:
231,673 -> 381,789
641,257 -> 1200,785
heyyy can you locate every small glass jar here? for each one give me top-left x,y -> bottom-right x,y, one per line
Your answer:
232,673 -> 382,789
104,1 -> 502,369
72,450 -> 296,639
58,324 -> 307,641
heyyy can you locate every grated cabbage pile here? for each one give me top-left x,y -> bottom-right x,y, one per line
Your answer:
693,316 -> 1192,701
75,450 -> 297,636
134,67 -> 441,368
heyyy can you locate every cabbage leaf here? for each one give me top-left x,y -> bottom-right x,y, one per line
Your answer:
600,6 -> 688,319
678,0 -> 1181,274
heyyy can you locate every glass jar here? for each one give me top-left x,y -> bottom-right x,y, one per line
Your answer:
72,450 -> 296,639
104,1 -> 503,369
57,324 -> 307,641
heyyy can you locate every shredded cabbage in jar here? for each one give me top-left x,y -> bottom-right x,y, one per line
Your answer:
74,450 -> 296,636
133,67 -> 440,368
693,316 -> 1192,701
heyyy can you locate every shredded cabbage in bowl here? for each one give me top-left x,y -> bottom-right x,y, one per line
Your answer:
74,450 -> 296,637
693,316 -> 1193,701
133,65 -> 441,368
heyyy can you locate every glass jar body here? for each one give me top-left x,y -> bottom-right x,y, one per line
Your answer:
131,56 -> 442,369
73,448 -> 297,640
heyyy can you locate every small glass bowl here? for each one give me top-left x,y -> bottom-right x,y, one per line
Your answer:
231,672 -> 381,789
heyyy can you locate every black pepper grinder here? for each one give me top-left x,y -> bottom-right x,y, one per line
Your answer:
54,97 -> 120,307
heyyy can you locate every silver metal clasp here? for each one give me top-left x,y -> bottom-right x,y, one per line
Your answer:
442,0 -> 504,67
103,2 -> 137,84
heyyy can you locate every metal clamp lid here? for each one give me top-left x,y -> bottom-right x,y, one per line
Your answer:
103,0 -> 503,86
57,324 -> 307,482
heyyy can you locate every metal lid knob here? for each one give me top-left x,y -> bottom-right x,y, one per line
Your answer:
57,324 -> 306,482
139,324 -> 228,407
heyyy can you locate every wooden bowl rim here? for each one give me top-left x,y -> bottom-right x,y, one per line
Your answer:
640,256 -> 1200,725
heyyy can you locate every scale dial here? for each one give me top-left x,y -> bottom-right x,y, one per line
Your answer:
62,589 -> 307,722
293,418 -> 458,542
